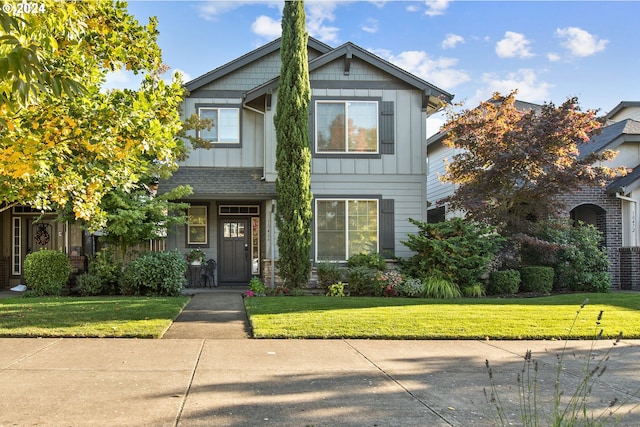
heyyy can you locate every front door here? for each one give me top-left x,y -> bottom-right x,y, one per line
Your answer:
219,219 -> 250,285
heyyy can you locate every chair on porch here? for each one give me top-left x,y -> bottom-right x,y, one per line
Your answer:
200,259 -> 217,288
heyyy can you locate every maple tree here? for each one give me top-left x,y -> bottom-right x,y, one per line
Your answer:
441,91 -> 624,235
0,1 -> 186,229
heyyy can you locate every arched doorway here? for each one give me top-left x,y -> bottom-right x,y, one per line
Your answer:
570,203 -> 607,245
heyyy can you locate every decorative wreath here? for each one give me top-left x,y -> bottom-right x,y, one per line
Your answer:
35,224 -> 50,246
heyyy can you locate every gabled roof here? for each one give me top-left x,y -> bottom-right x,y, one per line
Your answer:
607,164 -> 640,195
579,119 -> 640,159
184,36 -> 333,93
244,41 -> 453,116
605,101 -> 640,121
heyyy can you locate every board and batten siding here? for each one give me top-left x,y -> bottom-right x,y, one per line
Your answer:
311,175 -> 426,259
426,139 -> 456,205
181,97 -> 265,169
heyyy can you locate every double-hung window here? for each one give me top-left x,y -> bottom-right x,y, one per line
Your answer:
316,100 -> 378,154
197,107 -> 240,143
187,206 -> 207,245
315,199 -> 379,262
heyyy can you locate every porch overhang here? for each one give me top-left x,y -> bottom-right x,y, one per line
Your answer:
160,167 -> 277,200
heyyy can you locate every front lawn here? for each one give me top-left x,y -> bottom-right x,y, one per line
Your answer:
244,293 -> 640,339
0,296 -> 190,338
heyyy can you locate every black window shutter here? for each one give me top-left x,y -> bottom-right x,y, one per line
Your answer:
380,198 -> 395,256
380,101 -> 395,154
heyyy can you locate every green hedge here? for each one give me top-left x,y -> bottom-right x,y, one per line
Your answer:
488,269 -> 520,295
24,250 -> 71,296
120,250 -> 187,296
519,266 -> 554,294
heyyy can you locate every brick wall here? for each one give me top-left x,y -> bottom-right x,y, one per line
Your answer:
560,185 -> 623,289
618,247 -> 640,290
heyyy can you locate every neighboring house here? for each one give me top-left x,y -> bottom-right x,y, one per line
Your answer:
162,37 -> 453,287
566,102 -> 640,289
425,99 -> 640,290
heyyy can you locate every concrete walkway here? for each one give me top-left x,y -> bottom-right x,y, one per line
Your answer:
1,289 -> 640,426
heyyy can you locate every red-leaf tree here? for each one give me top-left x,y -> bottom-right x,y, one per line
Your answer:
441,91 -> 625,235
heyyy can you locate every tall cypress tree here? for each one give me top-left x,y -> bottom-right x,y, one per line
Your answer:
274,0 -> 312,289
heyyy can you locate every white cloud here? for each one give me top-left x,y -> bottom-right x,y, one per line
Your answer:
361,18 -> 379,34
306,1 -> 341,43
442,33 -> 464,49
471,69 -> 552,106
252,15 -> 281,38
424,0 -> 451,16
198,1 -> 280,21
373,49 -> 470,91
555,27 -> 608,57
495,31 -> 534,58
547,52 -> 561,62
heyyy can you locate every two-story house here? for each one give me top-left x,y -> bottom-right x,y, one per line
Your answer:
162,37 -> 453,287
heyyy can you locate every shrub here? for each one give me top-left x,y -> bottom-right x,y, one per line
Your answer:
76,272 -> 104,296
488,269 -> 521,295
326,282 -> 347,297
401,218 -> 505,288
24,250 -> 71,296
119,250 -> 187,296
373,270 -> 403,297
422,275 -> 461,299
346,266 -> 378,296
346,252 -> 386,271
317,262 -> 343,292
538,221 -> 611,292
395,277 -> 423,297
249,276 -> 266,296
519,266 -> 554,293
81,248 -> 122,296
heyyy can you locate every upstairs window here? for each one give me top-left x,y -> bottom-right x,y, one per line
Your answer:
198,107 -> 240,143
316,101 -> 378,154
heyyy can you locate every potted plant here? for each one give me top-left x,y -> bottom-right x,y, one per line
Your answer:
185,248 -> 206,265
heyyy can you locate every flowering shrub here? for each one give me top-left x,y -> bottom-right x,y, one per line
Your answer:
248,277 -> 266,296
374,270 -> 403,297
243,290 -> 255,298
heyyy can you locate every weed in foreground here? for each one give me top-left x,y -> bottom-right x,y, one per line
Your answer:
485,299 -> 640,426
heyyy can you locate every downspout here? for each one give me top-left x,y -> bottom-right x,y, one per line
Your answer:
616,192 -> 637,247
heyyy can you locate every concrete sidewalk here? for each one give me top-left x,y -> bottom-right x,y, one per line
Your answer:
1,337 -> 640,426
1,290 -> 640,426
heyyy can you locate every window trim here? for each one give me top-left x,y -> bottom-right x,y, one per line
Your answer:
312,97 -> 381,157
314,197 -> 380,263
195,104 -> 241,146
187,205 -> 208,246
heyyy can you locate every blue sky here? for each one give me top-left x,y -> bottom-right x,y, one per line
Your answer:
109,1 -> 640,134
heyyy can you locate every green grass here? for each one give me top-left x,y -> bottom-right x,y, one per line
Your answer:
0,296 -> 190,338
244,293 -> 640,339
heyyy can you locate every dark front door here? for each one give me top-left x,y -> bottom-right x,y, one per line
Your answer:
219,219 -> 250,285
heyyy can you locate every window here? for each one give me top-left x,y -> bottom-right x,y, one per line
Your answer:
198,107 -> 240,143
187,206 -> 207,245
316,199 -> 378,261
316,101 -> 378,153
